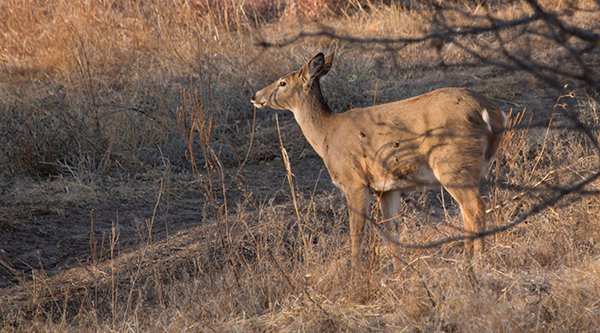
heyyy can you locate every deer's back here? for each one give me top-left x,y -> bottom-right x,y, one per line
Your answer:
322,88 -> 501,189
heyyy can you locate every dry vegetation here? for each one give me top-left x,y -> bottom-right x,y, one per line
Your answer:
1,0 -> 600,331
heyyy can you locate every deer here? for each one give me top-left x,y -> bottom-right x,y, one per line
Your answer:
251,52 -> 506,271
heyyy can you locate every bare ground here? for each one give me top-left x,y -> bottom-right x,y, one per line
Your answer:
0,155 -> 333,288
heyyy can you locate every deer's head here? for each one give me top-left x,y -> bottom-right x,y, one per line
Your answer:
251,52 -> 334,111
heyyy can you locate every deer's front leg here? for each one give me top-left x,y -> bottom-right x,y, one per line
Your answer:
345,186 -> 369,273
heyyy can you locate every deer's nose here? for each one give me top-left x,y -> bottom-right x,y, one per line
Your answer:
250,93 -> 256,101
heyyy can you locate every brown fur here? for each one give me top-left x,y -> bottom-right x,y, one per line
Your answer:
251,53 -> 506,271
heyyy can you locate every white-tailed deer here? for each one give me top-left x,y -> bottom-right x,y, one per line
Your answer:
251,52 -> 506,271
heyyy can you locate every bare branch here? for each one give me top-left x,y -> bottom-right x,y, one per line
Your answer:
257,13 -> 543,49
391,170 -> 600,250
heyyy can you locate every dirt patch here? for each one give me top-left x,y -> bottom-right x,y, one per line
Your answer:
0,156 -> 332,288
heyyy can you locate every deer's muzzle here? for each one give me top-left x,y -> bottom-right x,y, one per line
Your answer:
250,93 -> 266,108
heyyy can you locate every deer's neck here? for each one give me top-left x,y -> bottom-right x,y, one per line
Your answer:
291,89 -> 334,158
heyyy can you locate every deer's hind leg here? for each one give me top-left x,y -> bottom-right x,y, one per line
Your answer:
379,191 -> 403,270
432,152 -> 487,259
444,185 -> 486,258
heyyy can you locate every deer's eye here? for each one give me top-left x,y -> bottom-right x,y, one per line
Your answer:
279,81 -> 287,87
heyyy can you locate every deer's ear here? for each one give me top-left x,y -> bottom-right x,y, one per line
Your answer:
308,52 -> 326,79
322,52 -> 334,74
298,52 -> 334,85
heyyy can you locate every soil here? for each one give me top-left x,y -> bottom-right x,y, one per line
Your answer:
0,156 -> 332,288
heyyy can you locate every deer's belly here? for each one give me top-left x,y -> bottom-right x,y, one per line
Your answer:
369,165 -> 439,192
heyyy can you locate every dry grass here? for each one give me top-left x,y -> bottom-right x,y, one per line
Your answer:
1,0 -> 600,331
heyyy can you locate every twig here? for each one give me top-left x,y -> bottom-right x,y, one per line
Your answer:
276,114 -> 310,269
266,249 -> 335,324
485,170 -> 556,214
240,105 -> 258,169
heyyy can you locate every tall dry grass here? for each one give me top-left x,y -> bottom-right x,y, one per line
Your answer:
1,0 -> 600,331
2,96 -> 599,330
3,0 -> 587,178
1,0 -> 266,178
